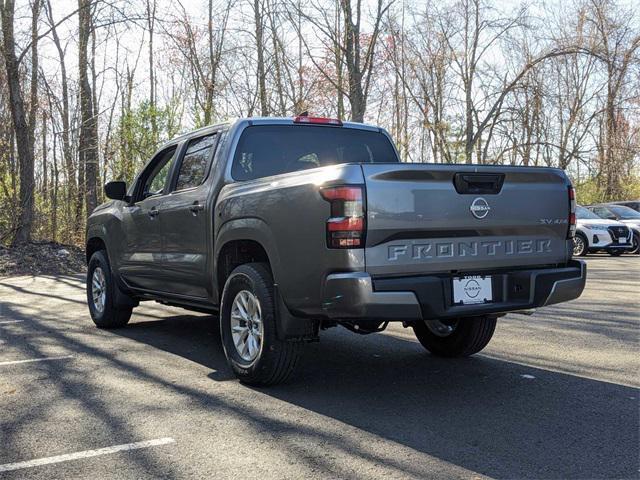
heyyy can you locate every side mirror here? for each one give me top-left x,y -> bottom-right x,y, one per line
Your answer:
104,181 -> 127,201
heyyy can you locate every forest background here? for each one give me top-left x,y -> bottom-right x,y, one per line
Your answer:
0,0 -> 638,247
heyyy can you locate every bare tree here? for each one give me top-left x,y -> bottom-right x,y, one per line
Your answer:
252,0 -> 268,115
146,0 -> 157,139
45,0 -> 76,233
294,0 -> 392,121
0,0 -> 40,244
78,0 -> 98,218
586,0 -> 640,198
168,0 -> 231,125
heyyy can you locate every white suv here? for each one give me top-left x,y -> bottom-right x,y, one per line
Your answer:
587,204 -> 640,254
574,206 -> 633,256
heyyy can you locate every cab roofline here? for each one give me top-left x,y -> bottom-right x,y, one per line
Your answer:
235,116 -> 381,132
164,117 -> 381,148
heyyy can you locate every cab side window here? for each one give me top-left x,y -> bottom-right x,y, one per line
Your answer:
141,146 -> 177,199
175,134 -> 217,191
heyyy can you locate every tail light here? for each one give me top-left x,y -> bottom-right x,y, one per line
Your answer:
320,186 -> 365,248
293,115 -> 343,126
568,185 -> 576,239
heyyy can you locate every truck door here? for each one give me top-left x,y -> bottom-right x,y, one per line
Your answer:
119,145 -> 178,291
159,133 -> 219,298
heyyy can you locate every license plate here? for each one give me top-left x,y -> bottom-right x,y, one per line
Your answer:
618,238 -> 628,244
453,276 -> 493,305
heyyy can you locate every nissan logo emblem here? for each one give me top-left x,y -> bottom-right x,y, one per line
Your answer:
470,197 -> 490,219
464,279 -> 482,297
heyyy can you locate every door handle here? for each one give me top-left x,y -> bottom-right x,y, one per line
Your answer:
189,202 -> 205,214
148,207 -> 159,218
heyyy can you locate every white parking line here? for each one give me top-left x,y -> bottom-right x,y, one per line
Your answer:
0,437 -> 176,473
0,355 -> 73,366
0,320 -> 24,325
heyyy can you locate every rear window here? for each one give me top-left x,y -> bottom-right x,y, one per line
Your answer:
231,125 -> 398,181
175,134 -> 216,191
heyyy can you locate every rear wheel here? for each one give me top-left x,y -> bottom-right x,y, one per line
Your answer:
573,233 -> 588,256
220,263 -> 301,386
87,250 -> 133,328
412,316 -> 497,357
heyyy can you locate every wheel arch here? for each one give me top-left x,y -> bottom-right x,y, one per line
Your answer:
86,227 -> 109,264
214,218 -> 282,302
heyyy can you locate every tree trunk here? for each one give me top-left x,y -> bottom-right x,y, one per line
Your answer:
46,0 -> 75,235
464,83 -> 474,163
42,110 -> 48,235
267,5 -> 286,116
341,0 -> 366,122
147,0 -> 157,139
78,0 -> 98,221
0,0 -> 36,245
335,0 -> 344,118
51,109 -> 59,243
254,0 -> 268,116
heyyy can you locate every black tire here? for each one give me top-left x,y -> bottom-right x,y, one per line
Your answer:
219,263 -> 301,386
573,233 -> 588,257
631,233 -> 640,254
87,250 -> 132,328
412,316 -> 497,357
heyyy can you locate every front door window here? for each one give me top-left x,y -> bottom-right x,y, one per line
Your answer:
140,146 -> 177,200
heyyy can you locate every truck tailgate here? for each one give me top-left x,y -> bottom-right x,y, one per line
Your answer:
362,164 -> 571,276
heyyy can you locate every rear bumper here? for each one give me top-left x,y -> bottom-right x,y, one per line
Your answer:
321,260 -> 586,321
589,243 -> 634,252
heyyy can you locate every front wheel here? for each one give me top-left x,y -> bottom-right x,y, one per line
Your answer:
630,233 -> 640,254
220,263 -> 301,386
412,316 -> 497,357
87,250 -> 132,328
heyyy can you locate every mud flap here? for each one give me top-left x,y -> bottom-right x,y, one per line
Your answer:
113,275 -> 139,309
274,284 -> 319,341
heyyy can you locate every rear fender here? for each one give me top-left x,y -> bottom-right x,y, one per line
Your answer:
214,219 -> 317,340
214,218 -> 282,299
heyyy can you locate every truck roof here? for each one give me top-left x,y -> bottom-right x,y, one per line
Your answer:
166,116 -> 382,146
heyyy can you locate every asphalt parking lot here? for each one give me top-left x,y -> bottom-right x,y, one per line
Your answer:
0,256 -> 638,479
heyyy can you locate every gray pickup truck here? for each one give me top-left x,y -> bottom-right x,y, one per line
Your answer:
86,116 -> 586,385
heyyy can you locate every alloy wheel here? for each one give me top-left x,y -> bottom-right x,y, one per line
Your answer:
91,267 -> 107,313
573,236 -> 586,256
230,290 -> 264,362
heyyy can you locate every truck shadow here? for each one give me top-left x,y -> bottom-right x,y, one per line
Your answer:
115,313 -> 639,480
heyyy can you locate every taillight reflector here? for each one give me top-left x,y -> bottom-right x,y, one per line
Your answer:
320,186 -> 361,201
568,185 -> 577,239
327,217 -> 364,232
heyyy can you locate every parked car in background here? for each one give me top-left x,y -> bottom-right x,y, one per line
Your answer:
574,206 -> 634,256
606,200 -> 640,212
586,204 -> 640,254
